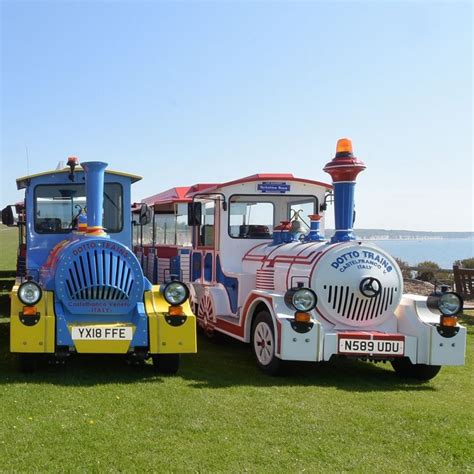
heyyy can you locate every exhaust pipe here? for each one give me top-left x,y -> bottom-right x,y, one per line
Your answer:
323,139 -> 366,243
82,161 -> 108,236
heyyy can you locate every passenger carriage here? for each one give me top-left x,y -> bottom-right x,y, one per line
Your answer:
134,139 -> 466,380
1,158 -> 196,372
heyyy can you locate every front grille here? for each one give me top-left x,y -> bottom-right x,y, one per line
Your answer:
65,248 -> 134,300
324,284 -> 397,322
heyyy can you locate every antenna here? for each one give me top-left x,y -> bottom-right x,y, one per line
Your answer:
25,145 -> 30,175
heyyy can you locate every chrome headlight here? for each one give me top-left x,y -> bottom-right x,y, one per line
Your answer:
427,291 -> 463,316
438,292 -> 463,316
163,281 -> 189,306
285,287 -> 317,312
18,281 -> 42,306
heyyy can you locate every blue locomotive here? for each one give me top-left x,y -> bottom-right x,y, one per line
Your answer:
2,157 -> 196,372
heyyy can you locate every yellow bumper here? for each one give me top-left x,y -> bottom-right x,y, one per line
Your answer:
10,285 -> 197,356
145,287 -> 197,354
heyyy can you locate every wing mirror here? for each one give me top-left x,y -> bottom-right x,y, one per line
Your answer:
1,205 -> 17,226
187,202 -> 202,226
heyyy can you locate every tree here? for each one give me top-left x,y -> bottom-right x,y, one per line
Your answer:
453,257 -> 474,269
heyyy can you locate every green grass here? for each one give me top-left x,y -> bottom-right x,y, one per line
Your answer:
0,226 -> 473,471
0,224 -> 18,271
0,320 -> 472,472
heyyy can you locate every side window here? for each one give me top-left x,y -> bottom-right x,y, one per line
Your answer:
198,201 -> 215,247
229,199 -> 274,239
132,221 -> 141,247
176,203 -> 192,246
142,218 -> 154,246
155,214 -> 175,245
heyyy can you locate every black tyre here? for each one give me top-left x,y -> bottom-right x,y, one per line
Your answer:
18,354 -> 38,373
152,354 -> 180,375
391,357 -> 441,381
251,310 -> 283,376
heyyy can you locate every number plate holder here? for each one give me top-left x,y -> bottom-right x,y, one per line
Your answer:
338,332 -> 405,357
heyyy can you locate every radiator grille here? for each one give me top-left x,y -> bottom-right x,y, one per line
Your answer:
325,284 -> 397,322
65,248 -> 134,300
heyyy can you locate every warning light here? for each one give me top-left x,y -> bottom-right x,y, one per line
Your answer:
336,138 -> 353,155
67,156 -> 79,166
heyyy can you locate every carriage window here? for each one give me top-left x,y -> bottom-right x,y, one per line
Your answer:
34,183 -> 123,234
229,199 -> 274,239
155,214 -> 175,245
176,204 -> 192,246
142,218 -> 154,245
132,221 -> 141,247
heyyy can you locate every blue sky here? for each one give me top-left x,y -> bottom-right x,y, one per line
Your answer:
1,1 -> 472,231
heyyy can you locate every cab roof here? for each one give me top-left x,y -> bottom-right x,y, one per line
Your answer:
16,166 -> 142,190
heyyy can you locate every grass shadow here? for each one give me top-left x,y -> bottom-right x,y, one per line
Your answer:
177,332 -> 438,392
0,320 -> 438,392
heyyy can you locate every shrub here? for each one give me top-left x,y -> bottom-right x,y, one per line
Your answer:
394,257 -> 411,279
416,261 -> 440,282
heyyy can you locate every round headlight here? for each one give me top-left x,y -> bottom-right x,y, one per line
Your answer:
163,281 -> 189,306
438,292 -> 463,316
285,288 -> 317,312
18,281 -> 42,306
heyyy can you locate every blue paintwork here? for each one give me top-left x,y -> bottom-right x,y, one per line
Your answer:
331,182 -> 356,243
24,170 -> 133,280
215,256 -> 239,314
54,299 -> 149,348
37,235 -> 150,348
271,229 -> 282,246
305,219 -> 325,242
82,162 -> 107,230
192,252 -> 201,281
204,253 -> 213,281
170,256 -> 180,279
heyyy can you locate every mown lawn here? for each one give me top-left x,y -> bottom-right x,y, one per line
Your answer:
0,225 -> 473,471
0,224 -> 18,271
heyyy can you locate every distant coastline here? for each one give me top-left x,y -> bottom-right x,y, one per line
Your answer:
324,229 -> 474,240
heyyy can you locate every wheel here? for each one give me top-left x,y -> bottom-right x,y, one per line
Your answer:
18,354 -> 38,373
391,357 -> 441,381
198,293 -> 216,338
251,310 -> 283,375
152,354 -> 180,375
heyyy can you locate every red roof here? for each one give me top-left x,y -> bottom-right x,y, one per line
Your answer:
142,174 -> 331,206
141,187 -> 194,206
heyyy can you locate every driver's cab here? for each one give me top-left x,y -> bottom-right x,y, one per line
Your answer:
2,161 -> 141,281
137,174 -> 332,317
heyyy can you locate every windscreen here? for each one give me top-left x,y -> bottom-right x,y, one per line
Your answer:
34,183 -> 123,233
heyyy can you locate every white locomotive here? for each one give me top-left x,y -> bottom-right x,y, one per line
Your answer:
134,138 -> 466,381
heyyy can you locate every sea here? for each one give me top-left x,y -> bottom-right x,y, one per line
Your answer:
366,239 -> 474,269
